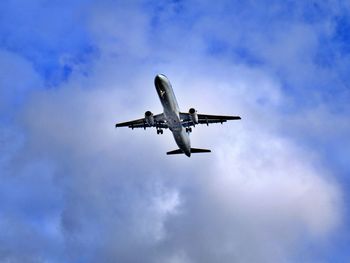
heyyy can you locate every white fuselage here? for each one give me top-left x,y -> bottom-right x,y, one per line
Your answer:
154,74 -> 191,157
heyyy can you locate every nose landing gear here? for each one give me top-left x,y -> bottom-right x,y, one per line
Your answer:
186,127 -> 192,133
157,129 -> 163,135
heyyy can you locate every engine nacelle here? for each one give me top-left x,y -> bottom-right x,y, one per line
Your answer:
189,108 -> 199,124
145,111 -> 155,126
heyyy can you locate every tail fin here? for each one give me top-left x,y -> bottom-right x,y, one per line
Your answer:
167,148 -> 211,155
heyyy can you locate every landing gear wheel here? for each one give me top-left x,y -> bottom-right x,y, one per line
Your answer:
157,129 -> 163,135
186,127 -> 192,133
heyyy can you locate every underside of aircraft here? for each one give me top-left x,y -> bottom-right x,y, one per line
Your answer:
115,74 -> 241,157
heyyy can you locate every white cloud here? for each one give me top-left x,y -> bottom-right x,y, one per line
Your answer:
0,1 -> 348,262
12,53 -> 341,262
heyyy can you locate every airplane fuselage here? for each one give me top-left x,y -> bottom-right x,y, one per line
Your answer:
154,74 -> 191,157
115,75 -> 241,156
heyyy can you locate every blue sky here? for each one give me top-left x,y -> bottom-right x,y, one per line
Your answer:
1,0 -> 350,262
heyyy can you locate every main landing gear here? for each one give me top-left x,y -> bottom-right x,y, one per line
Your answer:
186,127 -> 192,133
157,129 -> 163,135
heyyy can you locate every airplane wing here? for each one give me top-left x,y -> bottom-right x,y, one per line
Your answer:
115,113 -> 167,129
180,112 -> 241,127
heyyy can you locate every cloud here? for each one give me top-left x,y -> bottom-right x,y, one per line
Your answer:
2,56 -> 339,262
0,50 -> 43,120
0,0 -> 96,85
0,0 -> 349,262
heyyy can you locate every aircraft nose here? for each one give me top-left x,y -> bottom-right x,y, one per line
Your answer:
155,75 -> 161,86
154,74 -> 166,85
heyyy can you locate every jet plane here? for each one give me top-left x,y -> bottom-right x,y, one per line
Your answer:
115,74 -> 241,157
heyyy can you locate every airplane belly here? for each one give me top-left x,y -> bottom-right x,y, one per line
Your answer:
165,113 -> 182,131
172,129 -> 190,152
116,74 -> 240,157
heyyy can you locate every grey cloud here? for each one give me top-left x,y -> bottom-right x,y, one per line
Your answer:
7,56 -> 341,262
0,1 -> 347,262
0,51 -> 43,118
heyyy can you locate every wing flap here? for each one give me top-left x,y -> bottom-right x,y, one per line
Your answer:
198,114 -> 241,121
115,113 -> 167,129
180,112 -> 241,127
115,118 -> 146,128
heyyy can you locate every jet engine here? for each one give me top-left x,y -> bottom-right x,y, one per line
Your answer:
145,111 -> 155,126
189,108 -> 199,124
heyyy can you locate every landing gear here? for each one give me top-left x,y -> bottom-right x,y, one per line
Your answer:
157,129 -> 163,135
186,127 -> 192,133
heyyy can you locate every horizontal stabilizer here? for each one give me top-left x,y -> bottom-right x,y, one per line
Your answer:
167,148 -> 211,155
167,149 -> 184,155
190,148 -> 211,153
